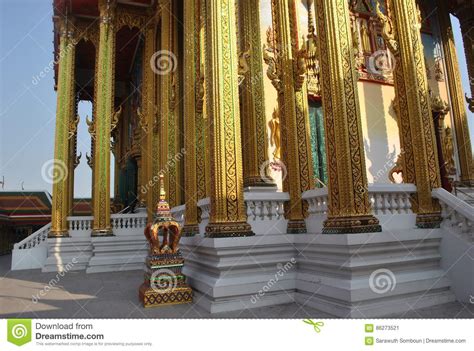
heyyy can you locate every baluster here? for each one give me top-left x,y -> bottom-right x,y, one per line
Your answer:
389,193 -> 397,214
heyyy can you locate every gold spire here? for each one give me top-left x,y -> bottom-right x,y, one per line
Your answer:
159,174 -> 166,201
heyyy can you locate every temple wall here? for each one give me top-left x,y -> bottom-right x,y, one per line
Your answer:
358,81 -> 401,183
258,0 -> 463,189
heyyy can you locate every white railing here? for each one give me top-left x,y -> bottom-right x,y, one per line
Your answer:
368,184 -> 417,229
302,188 -> 328,233
368,184 -> 416,215
303,184 -> 418,232
433,188 -> 474,303
244,191 -> 288,221
244,191 -> 289,235
303,188 -> 328,216
68,216 -> 93,236
12,222 -> 51,270
433,188 -> 473,238
13,222 -> 51,250
197,198 -> 211,235
171,204 -> 186,227
110,213 -> 147,235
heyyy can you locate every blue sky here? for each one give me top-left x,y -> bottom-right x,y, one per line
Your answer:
0,1 -> 473,197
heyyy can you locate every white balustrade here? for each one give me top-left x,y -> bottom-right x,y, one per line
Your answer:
110,213 -> 147,236
368,184 -> 415,215
432,188 -> 474,303
433,188 -> 473,239
368,184 -> 417,230
170,204 -> 186,227
68,216 -> 93,237
13,222 -> 51,250
244,191 -> 289,235
303,184 -> 417,232
11,223 -> 51,270
197,198 -> 210,235
302,188 -> 328,233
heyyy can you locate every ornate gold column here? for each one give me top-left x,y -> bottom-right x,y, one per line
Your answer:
314,0 -> 381,233
266,0 -> 314,233
200,0 -> 210,199
68,106 -> 80,215
158,0 -> 181,208
182,0 -> 205,236
142,14 -> 158,219
238,0 -> 274,188
377,0 -> 441,228
204,0 -> 253,237
92,0 -> 117,236
50,17 -> 76,237
437,0 -> 474,184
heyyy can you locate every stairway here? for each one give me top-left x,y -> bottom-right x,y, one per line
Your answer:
453,182 -> 474,206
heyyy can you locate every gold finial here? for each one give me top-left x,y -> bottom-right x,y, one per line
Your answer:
159,174 -> 166,200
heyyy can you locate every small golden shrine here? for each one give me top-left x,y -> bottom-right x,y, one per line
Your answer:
139,175 -> 193,308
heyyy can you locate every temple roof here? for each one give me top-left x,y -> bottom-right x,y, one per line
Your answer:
0,191 -> 52,225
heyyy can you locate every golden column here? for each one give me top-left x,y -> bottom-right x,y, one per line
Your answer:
377,0 -> 441,228
314,0 -> 381,233
50,17 -> 76,237
142,15 -> 158,219
91,0 -> 117,236
238,0 -> 274,188
158,0 -> 181,208
437,0 -> 474,184
67,111 -> 80,215
267,0 -> 315,233
182,0 -> 204,236
204,0 -> 253,237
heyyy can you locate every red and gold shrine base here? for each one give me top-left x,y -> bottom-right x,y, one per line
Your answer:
139,283 -> 193,308
138,252 -> 193,308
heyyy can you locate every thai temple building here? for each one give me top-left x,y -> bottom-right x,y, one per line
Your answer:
11,0 -> 474,317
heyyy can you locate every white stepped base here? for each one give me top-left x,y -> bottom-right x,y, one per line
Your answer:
42,237 -> 92,272
86,235 -> 148,273
192,290 -> 296,314
181,235 -> 297,314
181,229 -> 456,316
